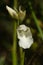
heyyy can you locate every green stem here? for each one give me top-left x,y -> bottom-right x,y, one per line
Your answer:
13,0 -> 18,9
12,22 -> 17,65
20,48 -> 25,65
12,0 -> 18,65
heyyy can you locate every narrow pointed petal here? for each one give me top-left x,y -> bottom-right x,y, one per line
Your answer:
6,5 -> 18,19
18,6 -> 26,21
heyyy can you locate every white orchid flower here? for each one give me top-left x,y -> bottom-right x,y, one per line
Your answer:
17,25 -> 33,49
6,5 -> 26,21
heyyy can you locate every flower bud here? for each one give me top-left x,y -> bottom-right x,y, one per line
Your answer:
6,5 -> 26,21
6,5 -> 18,19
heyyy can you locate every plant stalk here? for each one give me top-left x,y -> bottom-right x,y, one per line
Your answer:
12,0 -> 18,65
20,48 -> 25,65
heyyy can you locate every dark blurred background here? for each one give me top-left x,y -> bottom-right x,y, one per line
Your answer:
0,0 -> 43,65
